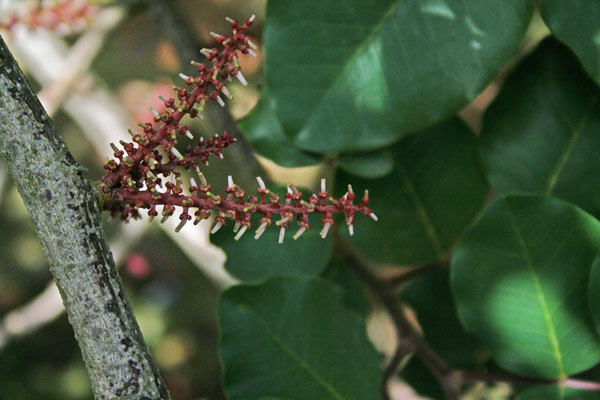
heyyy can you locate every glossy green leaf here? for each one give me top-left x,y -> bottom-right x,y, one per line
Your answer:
541,0 -> 600,84
321,259 -> 369,315
517,386 -> 600,400
219,277 -> 381,400
338,149 -> 394,179
238,88 -> 321,167
480,38 -> 600,216
452,195 -> 600,379
337,117 -> 488,265
212,213 -> 332,282
265,0 -> 534,152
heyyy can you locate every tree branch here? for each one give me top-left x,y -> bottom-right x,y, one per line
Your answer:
0,35 -> 170,400
337,233 -> 600,398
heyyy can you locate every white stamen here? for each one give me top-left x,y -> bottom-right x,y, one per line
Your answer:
248,49 -> 257,58
249,14 -> 256,22
234,225 -> 248,241
233,222 -> 241,233
150,107 -> 159,117
321,178 -> 326,193
277,216 -> 290,226
293,226 -> 307,240
190,177 -> 197,188
159,95 -> 169,102
343,192 -> 348,199
216,95 -> 225,107
210,222 -> 223,234
175,219 -> 188,232
221,86 -> 233,99
227,75 -> 232,82
170,147 -> 184,160
320,223 -> 331,239
348,225 -> 354,236
256,176 -> 266,190
185,129 -> 194,140
254,221 -> 268,239
236,71 -> 248,86
287,186 -> 293,195
227,175 -> 234,188
218,153 -> 224,160
179,73 -> 189,81
278,227 -> 286,244
369,213 -> 378,222
247,39 -> 258,50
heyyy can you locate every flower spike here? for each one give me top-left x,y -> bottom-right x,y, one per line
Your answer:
100,16 -> 376,242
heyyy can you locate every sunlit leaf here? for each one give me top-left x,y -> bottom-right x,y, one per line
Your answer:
452,195 -> 600,379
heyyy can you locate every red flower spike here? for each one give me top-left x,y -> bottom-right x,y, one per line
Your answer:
100,16 -> 377,242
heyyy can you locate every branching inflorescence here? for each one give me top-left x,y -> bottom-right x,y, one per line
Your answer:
100,15 -> 377,243
0,0 -> 97,33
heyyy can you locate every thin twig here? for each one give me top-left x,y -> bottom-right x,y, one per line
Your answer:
386,262 -> 446,288
338,232 -> 600,398
381,342 -> 415,400
335,233 -> 460,400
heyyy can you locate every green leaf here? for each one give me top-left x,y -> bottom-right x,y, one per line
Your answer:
541,0 -> 600,84
480,38 -> 600,216
517,386 -> 600,400
219,277 -> 381,400
338,149 -> 394,179
451,194 -> 600,379
238,88 -> 321,167
265,0 -> 534,153
337,117 -> 488,265
212,212 -> 333,282
321,259 -> 369,315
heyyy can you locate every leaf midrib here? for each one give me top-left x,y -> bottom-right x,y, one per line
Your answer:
397,161 -> 446,259
504,200 -> 566,377
544,97 -> 598,194
244,308 -> 347,400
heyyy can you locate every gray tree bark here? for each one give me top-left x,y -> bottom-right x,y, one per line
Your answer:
0,36 -> 171,400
